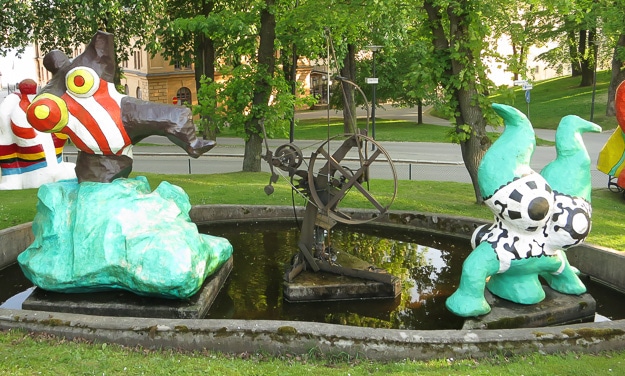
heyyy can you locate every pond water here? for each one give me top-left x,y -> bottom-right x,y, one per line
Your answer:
1,221 -> 624,330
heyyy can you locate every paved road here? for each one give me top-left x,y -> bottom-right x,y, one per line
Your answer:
1,89 -> 614,188
62,105 -> 610,188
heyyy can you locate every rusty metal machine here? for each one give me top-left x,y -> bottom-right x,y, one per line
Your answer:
262,117 -> 400,301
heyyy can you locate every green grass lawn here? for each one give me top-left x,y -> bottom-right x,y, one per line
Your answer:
219,117 -> 479,143
1,172 -> 622,251
290,118 -> 456,142
506,70 -> 618,131
2,328 -> 625,375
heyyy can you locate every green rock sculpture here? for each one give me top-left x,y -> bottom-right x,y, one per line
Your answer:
18,176 -> 232,299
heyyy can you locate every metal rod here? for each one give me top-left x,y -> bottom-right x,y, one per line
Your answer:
371,49 -> 377,149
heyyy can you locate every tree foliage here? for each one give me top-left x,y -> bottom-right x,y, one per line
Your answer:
194,65 -> 312,140
28,0 -> 163,66
6,0 -> 624,199
145,0 -> 258,140
1,0 -> 32,56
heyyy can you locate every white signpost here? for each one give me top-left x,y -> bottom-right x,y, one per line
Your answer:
514,79 -> 533,119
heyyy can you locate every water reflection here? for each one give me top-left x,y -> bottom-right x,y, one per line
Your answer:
201,221 -> 468,330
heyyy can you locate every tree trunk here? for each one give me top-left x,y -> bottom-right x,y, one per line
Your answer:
340,44 -> 357,134
512,44 -> 520,81
569,29 -> 582,77
456,90 -> 489,204
510,43 -> 526,81
424,0 -> 489,203
579,29 -> 596,87
447,5 -> 489,204
195,33 -> 217,140
243,0 -> 276,172
607,34 -> 625,117
243,131 -> 264,172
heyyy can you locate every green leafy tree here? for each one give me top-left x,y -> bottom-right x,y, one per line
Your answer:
280,0 -> 408,134
192,0 -> 314,171
146,0 -> 255,139
416,0 -> 502,204
1,0 -> 32,56
240,0 -> 278,172
487,2 -> 558,82
600,0 -> 625,116
195,64 -> 308,141
534,0 -> 601,87
27,0 -> 164,85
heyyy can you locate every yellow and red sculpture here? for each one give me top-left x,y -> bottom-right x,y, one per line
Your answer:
598,81 -> 625,189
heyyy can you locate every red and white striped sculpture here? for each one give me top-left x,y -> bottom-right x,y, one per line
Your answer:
24,31 -> 214,183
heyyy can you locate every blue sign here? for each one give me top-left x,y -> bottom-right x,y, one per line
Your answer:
525,90 -> 530,104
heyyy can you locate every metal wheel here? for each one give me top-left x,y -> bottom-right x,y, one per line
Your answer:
273,143 -> 303,171
306,133 -> 397,224
608,176 -> 623,193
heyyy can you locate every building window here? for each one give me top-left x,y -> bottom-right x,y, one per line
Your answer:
174,60 -> 193,70
124,84 -> 129,95
136,87 -> 142,99
176,87 -> 192,105
133,51 -> 142,70
311,73 -> 329,104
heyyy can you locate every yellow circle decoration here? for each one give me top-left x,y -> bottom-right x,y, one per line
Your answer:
26,93 -> 69,133
33,104 -> 50,120
66,66 -> 100,97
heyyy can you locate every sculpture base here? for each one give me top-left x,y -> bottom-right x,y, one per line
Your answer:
462,285 -> 596,329
284,270 -> 401,302
22,256 -> 233,319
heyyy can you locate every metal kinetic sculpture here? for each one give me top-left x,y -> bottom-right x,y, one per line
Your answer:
266,133 -> 397,283
262,102 -> 400,298
446,103 -> 600,317
17,32 -> 232,299
262,30 -> 398,295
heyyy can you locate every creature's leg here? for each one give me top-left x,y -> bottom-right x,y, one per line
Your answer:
487,271 -> 545,304
446,243 -> 500,317
75,152 -> 133,183
121,97 -> 215,158
0,174 -> 24,190
540,251 -> 587,295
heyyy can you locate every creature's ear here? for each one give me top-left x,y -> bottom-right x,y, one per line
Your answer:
43,50 -> 71,75
70,31 -> 116,83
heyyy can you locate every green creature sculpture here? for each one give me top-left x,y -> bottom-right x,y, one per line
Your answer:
445,103 -> 601,317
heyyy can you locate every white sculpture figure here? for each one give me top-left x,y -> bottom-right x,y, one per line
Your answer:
0,79 -> 76,189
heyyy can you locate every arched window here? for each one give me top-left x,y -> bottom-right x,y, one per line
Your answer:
136,87 -> 142,99
176,87 -> 192,106
124,84 -> 129,95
